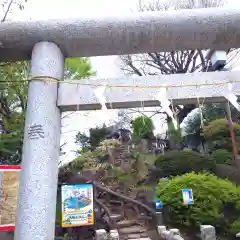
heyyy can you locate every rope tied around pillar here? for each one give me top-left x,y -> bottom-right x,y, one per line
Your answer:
31,76 -> 60,83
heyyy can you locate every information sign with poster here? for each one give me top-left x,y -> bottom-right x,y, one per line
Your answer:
182,188 -> 194,205
0,165 -> 21,231
61,183 -> 94,228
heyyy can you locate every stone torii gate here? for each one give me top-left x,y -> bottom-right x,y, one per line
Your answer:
1,6 -> 240,240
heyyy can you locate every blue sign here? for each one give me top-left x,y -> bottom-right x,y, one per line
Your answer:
155,200 -> 163,209
182,189 -> 193,205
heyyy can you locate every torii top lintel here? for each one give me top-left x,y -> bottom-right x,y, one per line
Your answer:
0,7 -> 240,62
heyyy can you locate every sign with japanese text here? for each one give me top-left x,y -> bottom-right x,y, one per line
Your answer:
61,184 -> 94,228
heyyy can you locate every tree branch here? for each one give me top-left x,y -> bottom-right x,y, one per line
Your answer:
95,183 -> 157,219
1,0 -> 14,22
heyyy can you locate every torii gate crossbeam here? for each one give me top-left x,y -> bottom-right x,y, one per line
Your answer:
1,7 -> 240,61
1,7 -> 238,240
58,71 -> 240,111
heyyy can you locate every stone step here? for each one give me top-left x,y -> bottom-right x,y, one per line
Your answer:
126,232 -> 149,239
117,220 -> 137,227
120,237 -> 150,240
119,226 -> 146,234
129,238 -> 151,240
109,214 -> 123,221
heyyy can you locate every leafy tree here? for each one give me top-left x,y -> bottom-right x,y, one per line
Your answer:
75,125 -> 109,151
89,125 -> 110,149
0,0 -> 30,164
167,120 -> 182,149
132,116 -> 154,139
156,172 -> 240,236
183,109 -> 202,136
0,59 -> 95,164
181,108 -> 204,149
203,102 -> 240,124
75,132 -> 90,150
182,103 -> 240,149
0,61 -> 29,164
203,103 -> 227,122
64,58 -> 95,79
203,118 -> 240,152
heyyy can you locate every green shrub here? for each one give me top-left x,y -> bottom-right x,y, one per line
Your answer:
203,118 -> 240,152
154,150 -> 215,177
132,116 -> 154,139
156,172 -> 240,235
230,220 -> 240,236
212,149 -> 233,165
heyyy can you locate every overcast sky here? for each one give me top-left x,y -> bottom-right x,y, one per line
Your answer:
10,0 -> 239,163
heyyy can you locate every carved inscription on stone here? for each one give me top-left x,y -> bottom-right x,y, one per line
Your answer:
28,124 -> 44,140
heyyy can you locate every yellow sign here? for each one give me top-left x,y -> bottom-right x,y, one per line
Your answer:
61,184 -> 94,228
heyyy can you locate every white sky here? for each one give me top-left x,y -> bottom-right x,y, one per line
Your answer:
10,0 -> 239,163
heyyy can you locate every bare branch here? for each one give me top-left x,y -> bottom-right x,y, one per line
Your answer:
119,0 -> 237,125
1,0 -> 14,22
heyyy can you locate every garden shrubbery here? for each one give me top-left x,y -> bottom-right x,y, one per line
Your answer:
203,118 -> 240,152
132,116 -> 154,139
212,149 -> 233,165
154,150 -> 215,177
156,172 -> 240,236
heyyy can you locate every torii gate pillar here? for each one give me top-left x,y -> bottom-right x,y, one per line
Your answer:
14,42 -> 64,240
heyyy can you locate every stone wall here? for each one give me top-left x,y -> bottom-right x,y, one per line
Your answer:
95,225 -> 218,240
157,225 -> 217,240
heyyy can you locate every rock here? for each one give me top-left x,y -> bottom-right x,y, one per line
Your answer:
169,229 -> 180,235
129,238 -> 150,240
119,226 -> 146,234
126,232 -> 149,238
95,229 -> 107,240
117,220 -> 137,227
127,234 -> 141,239
172,236 -> 184,240
140,232 -> 149,237
200,225 -> 216,240
161,230 -> 171,238
109,229 -> 119,240
110,214 -> 122,221
157,225 -> 166,235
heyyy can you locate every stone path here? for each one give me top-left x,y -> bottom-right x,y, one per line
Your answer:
117,219 -> 151,240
